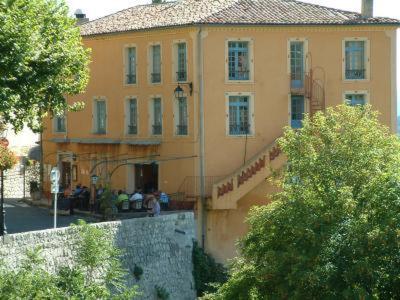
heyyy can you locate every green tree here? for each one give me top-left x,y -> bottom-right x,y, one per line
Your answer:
0,0 -> 90,132
206,105 -> 400,299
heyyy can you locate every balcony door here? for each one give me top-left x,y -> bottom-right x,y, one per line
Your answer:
290,41 -> 305,89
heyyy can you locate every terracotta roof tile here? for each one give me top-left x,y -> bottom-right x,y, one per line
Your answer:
80,0 -> 400,36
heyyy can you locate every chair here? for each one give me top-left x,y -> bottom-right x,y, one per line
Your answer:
121,201 -> 130,211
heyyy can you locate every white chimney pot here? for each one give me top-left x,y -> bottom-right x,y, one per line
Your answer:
361,0 -> 374,18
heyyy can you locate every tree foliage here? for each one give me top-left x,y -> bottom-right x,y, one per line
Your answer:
0,0 -> 90,132
0,220 -> 139,299
0,145 -> 17,171
207,105 -> 400,299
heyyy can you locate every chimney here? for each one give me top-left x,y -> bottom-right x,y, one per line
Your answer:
361,0 -> 373,18
74,9 -> 89,25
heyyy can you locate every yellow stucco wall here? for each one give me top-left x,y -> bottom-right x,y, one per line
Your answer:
42,24 -> 397,262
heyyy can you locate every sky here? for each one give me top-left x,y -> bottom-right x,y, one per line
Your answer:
65,0 -> 400,111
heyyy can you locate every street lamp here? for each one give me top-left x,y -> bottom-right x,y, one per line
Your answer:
174,82 -> 193,98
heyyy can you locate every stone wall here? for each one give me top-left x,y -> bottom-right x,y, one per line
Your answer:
0,213 -> 196,300
1,159 -> 40,199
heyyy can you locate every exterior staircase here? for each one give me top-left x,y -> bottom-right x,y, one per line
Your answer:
210,139 -> 286,210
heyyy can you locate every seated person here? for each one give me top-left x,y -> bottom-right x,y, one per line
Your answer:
129,190 -> 144,210
72,184 -> 83,197
147,196 -> 160,217
159,192 -> 169,210
116,190 -> 129,210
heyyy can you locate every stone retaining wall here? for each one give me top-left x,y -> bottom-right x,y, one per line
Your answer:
0,213 -> 196,300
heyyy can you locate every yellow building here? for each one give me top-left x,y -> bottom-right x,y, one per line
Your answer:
42,0 -> 399,262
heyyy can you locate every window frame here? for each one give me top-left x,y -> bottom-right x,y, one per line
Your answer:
172,40 -> 188,83
148,42 -> 162,85
149,96 -> 163,136
343,90 -> 369,106
287,38 -> 309,88
225,38 -> 254,84
342,37 -> 370,82
125,96 -> 139,136
92,97 -> 107,135
288,94 -> 308,129
225,92 -> 255,137
173,94 -> 189,137
53,113 -> 67,134
123,44 -> 138,86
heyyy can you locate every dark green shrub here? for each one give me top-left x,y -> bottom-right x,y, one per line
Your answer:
133,264 -> 143,280
29,181 -> 39,193
155,285 -> 169,299
192,241 -> 227,296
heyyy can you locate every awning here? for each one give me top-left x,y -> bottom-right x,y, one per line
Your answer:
28,145 -> 41,161
49,138 -> 161,146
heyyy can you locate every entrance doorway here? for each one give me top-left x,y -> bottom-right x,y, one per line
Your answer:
135,163 -> 158,193
61,161 -> 71,188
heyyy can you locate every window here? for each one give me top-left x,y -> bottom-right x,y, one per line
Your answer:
290,41 -> 305,89
125,47 -> 136,84
127,98 -> 138,135
175,97 -> 188,136
344,40 -> 368,80
228,96 -> 250,135
176,43 -> 187,82
54,115 -> 66,133
345,93 -> 367,106
291,95 -> 305,129
94,99 -> 106,134
150,45 -> 161,83
151,98 -> 162,135
228,41 -> 250,81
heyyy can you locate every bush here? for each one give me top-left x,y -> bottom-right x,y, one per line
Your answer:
192,241 -> 227,297
29,181 -> 39,193
133,264 -> 143,281
155,285 -> 169,300
0,220 -> 139,299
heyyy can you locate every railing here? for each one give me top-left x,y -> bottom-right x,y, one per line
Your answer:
289,71 -> 325,116
211,138 -> 284,209
229,70 -> 250,81
176,125 -> 188,136
178,176 -> 223,198
152,124 -> 162,135
126,74 -> 136,84
151,73 -> 161,83
128,125 -> 137,135
229,124 -> 250,135
345,69 -> 366,80
176,71 -> 187,82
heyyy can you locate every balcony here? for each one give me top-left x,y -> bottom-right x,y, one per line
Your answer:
176,124 -> 188,136
126,74 -> 136,84
152,124 -> 162,135
345,69 -> 366,80
151,73 -> 161,83
228,70 -> 249,81
176,71 -> 187,82
128,124 -> 137,135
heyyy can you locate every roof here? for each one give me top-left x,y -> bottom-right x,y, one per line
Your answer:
80,0 -> 400,36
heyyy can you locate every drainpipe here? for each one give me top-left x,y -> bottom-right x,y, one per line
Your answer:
197,26 -> 206,248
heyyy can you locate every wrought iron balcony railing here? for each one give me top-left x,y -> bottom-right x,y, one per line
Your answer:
152,124 -> 162,135
151,73 -> 161,83
228,70 -> 250,81
229,124 -> 250,135
126,74 -> 136,84
345,69 -> 366,80
176,125 -> 188,136
176,71 -> 187,82
128,124 -> 137,135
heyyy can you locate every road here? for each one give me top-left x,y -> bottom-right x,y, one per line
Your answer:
3,198 -> 93,234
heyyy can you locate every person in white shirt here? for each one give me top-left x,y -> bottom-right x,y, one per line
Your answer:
129,190 -> 143,210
